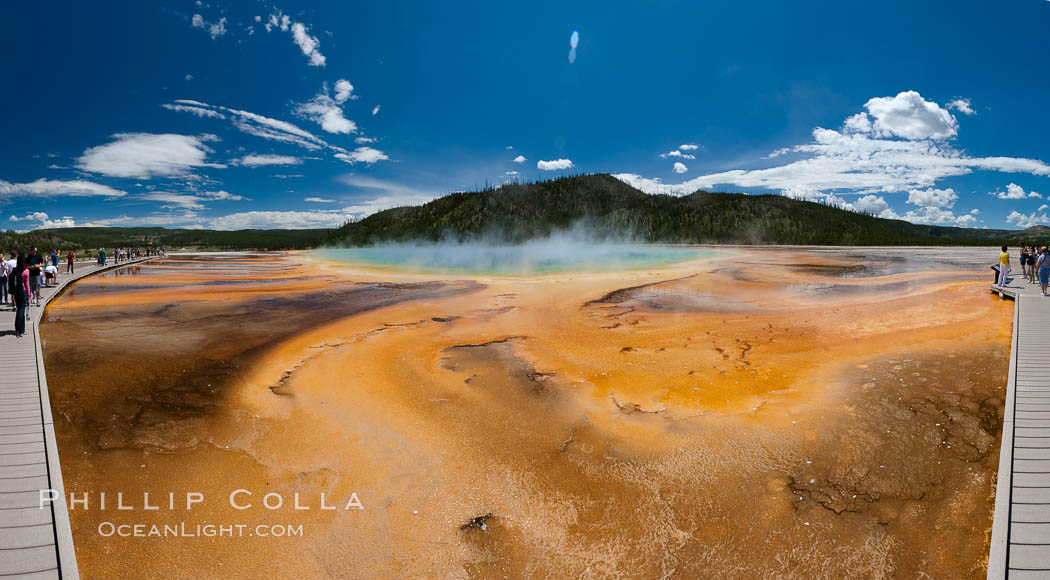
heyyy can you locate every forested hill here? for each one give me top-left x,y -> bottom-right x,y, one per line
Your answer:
12,227 -> 329,251
335,173 -> 1043,246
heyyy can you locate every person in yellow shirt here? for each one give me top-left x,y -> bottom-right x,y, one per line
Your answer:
998,245 -> 1010,287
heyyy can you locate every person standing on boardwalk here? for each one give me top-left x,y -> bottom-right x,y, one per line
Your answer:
998,245 -> 1011,287
10,254 -> 28,337
26,248 -> 43,306
1037,247 -> 1050,297
50,249 -> 57,268
98,247 -> 106,267
66,250 -> 74,274
0,253 -> 9,309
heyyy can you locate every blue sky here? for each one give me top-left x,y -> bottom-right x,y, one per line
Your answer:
3,0 -> 1050,230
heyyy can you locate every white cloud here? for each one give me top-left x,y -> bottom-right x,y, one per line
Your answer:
371,105 -> 380,116
81,213 -> 203,228
661,149 -> 695,160
1007,210 -> 1050,229
505,145 -> 514,150
190,14 -> 226,39
334,147 -> 389,165
843,113 -> 872,134
673,162 -> 688,174
233,154 -> 302,167
947,98 -> 976,116
8,212 -> 75,230
1041,205 -> 1049,212
0,178 -> 126,198
139,192 -> 209,210
354,136 -> 376,144
264,11 -> 325,66
137,190 -> 244,211
185,74 -> 193,81
209,210 -> 352,229
512,155 -> 527,163
305,197 -> 336,203
169,100 -> 327,150
76,133 -> 225,178
615,91 -> 1050,200
296,84 -> 357,135
907,187 -> 957,209
333,79 -> 354,104
679,144 -> 699,151
162,103 -> 225,119
291,22 -> 325,67
505,171 -> 519,176
853,195 -> 889,214
336,174 -> 433,203
995,182 -> 1041,200
865,90 -> 957,140
537,158 -> 573,170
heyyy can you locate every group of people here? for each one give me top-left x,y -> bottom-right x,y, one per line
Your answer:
0,248 -> 71,337
997,244 -> 1050,296
0,246 -> 164,337
97,246 -> 161,267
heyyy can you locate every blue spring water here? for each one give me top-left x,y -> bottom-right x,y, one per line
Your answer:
313,242 -> 712,275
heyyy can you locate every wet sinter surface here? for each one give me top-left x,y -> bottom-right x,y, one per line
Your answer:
40,247 -> 1010,578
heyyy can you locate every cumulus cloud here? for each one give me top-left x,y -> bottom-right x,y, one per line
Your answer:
537,158 -> 573,171
0,178 -> 126,198
1041,204 -> 1049,212
679,144 -> 699,151
673,162 -> 688,174
865,90 -> 958,140
947,98 -> 976,115
512,155 -> 527,163
371,105 -> 380,116
76,133 -> 226,178
296,83 -> 357,134
615,90 -> 1050,203
907,187 -> 958,209
8,212 -> 75,229
661,149 -> 695,160
334,147 -> 389,165
333,79 -> 354,103
1007,210 -> 1050,229
994,182 -> 1041,200
853,194 -> 889,214
233,154 -> 302,167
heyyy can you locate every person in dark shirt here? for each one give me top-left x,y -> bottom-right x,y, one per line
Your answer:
26,248 -> 43,306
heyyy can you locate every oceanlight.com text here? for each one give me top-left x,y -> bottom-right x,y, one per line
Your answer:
97,522 -> 304,538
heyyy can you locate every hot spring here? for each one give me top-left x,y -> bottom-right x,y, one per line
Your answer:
313,241 -> 712,275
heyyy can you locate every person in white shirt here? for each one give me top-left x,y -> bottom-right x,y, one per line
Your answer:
43,264 -> 58,287
0,253 -> 9,307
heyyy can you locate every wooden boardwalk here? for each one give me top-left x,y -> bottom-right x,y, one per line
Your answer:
0,257 -> 150,579
989,271 -> 1050,578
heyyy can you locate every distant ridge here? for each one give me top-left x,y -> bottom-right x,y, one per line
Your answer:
16,227 -> 328,250
335,173 -> 1046,246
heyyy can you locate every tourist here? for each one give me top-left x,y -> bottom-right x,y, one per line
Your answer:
0,252 -> 8,309
98,247 -> 106,267
1038,247 -> 1050,296
998,245 -> 1011,287
26,248 -> 43,306
10,254 -> 28,337
43,263 -> 57,287
50,249 -> 57,268
67,250 -> 74,274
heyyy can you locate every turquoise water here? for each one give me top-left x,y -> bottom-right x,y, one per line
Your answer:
314,242 -> 712,275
